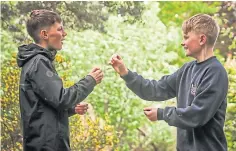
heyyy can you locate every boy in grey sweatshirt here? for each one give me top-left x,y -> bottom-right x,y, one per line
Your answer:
109,14 -> 228,151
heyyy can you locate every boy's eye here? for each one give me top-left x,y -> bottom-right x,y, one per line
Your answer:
58,27 -> 64,31
184,36 -> 188,39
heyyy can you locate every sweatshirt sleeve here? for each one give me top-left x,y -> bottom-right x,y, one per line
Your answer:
121,69 -> 178,101
157,66 -> 228,129
28,57 -> 96,111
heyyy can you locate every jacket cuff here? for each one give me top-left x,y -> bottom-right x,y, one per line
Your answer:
86,75 -> 96,87
120,70 -> 133,82
76,75 -> 96,94
68,106 -> 76,117
157,108 -> 164,120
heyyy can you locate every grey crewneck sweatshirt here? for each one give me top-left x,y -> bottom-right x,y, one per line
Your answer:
121,56 -> 228,151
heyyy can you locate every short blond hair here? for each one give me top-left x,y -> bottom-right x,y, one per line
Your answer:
182,14 -> 220,47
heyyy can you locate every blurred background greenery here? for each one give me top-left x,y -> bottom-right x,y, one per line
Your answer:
1,1 -> 235,151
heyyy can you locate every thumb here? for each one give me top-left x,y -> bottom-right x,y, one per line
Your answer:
112,56 -> 119,62
144,110 -> 150,116
116,54 -> 122,60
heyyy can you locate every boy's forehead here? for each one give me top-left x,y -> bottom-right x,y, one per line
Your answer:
42,22 -> 63,31
52,22 -> 63,28
56,21 -> 63,26
182,31 -> 189,36
182,31 -> 196,36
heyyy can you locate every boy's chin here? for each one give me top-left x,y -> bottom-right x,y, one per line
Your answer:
56,47 -> 62,51
185,51 -> 192,57
48,45 -> 63,51
54,45 -> 63,50
57,45 -> 63,50
185,52 -> 190,57
185,54 -> 190,57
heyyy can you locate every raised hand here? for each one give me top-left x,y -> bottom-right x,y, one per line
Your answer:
143,107 -> 158,121
109,54 -> 128,76
88,67 -> 104,84
75,103 -> 88,115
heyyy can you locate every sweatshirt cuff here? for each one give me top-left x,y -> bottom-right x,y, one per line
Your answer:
120,70 -> 134,82
157,108 -> 164,120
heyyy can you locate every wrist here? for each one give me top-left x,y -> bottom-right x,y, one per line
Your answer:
86,75 -> 97,85
119,68 -> 128,76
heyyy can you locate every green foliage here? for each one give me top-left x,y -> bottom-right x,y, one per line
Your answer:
225,60 -> 236,103
1,57 -> 22,151
225,104 -> 236,151
215,2 -> 236,57
225,58 -> 236,151
158,1 -> 220,26
1,30 -> 19,62
1,1 -> 236,151
61,2 -> 178,150
69,113 -> 120,150
1,1 -> 144,34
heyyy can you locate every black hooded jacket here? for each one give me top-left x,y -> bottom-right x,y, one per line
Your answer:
17,43 -> 96,151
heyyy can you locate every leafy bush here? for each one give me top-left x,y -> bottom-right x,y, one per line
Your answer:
225,58 -> 236,151
1,55 -> 22,151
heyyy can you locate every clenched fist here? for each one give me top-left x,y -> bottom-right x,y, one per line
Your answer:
109,54 -> 128,76
75,103 -> 88,115
88,67 -> 104,84
143,107 -> 158,121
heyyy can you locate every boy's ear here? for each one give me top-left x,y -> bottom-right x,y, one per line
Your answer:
199,34 -> 207,45
40,30 -> 48,40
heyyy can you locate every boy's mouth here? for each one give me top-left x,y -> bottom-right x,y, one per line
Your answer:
61,39 -> 65,44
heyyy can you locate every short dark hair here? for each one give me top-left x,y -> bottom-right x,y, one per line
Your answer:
26,9 -> 61,43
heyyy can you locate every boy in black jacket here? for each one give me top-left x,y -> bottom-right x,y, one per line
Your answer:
110,14 -> 228,151
17,10 -> 103,151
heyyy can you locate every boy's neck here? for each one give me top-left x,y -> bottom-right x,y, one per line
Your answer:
35,42 -> 55,51
196,47 -> 214,63
35,42 -> 47,50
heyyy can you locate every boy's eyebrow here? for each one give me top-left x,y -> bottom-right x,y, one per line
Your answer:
59,26 -> 64,30
183,35 -> 188,38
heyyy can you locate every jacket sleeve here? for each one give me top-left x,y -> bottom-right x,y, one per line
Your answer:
28,56 -> 96,111
121,69 -> 178,101
68,106 -> 76,117
157,66 -> 228,129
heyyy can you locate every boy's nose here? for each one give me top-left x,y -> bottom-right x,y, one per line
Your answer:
181,43 -> 185,47
63,31 -> 67,37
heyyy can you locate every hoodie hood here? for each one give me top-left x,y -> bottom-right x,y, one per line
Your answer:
17,43 -> 57,67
